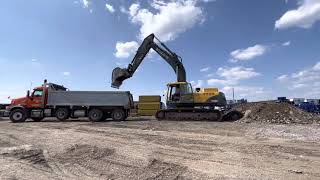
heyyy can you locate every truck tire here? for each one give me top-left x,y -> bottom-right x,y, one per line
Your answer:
10,109 -> 27,123
32,117 -> 44,122
88,109 -> 104,122
55,108 -> 69,121
111,109 -> 126,121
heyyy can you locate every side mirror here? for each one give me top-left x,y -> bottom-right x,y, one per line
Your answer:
27,90 -> 30,98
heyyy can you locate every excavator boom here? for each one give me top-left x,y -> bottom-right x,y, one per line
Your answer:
111,34 -> 186,88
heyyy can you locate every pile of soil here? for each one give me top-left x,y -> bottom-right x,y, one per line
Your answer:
233,102 -> 320,124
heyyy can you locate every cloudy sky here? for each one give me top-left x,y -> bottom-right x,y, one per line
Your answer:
0,0 -> 320,103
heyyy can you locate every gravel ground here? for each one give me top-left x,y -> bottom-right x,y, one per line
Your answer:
0,117 -> 319,180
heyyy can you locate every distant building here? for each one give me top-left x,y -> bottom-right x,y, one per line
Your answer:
227,99 -> 247,105
290,98 -> 305,105
289,98 -> 320,105
306,99 -> 320,105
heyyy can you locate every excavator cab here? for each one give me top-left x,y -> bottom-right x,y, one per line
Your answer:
166,82 -> 194,108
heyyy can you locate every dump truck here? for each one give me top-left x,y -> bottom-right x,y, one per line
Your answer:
0,80 -> 133,123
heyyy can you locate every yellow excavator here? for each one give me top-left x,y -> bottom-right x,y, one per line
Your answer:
112,34 -> 242,121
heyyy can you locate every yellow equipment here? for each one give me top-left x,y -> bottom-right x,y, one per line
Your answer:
111,34 -> 242,121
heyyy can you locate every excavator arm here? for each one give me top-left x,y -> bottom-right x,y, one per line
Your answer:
111,34 -> 186,88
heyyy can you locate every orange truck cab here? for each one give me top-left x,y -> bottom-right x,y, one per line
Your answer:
0,80 -> 133,123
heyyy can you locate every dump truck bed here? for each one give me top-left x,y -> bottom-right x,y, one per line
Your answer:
47,91 -> 133,109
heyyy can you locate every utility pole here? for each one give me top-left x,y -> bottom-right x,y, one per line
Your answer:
232,87 -> 235,103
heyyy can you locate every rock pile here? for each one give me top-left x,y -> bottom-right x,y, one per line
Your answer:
233,102 -> 320,124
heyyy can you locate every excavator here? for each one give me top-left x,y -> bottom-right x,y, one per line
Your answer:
111,34 -> 242,121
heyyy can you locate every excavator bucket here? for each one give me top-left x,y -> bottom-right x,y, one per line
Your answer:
111,67 -> 131,88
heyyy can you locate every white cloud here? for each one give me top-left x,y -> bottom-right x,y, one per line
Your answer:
127,0 -> 204,42
289,83 -> 307,90
106,3 -> 115,13
222,86 -> 272,101
201,0 -> 216,2
120,6 -> 127,14
114,41 -> 139,58
63,72 -> 71,76
230,44 -> 267,62
275,0 -> 320,29
282,41 -> 291,46
217,66 -> 260,81
313,61 -> 320,71
200,67 -> 210,72
207,79 -> 236,86
277,74 -> 289,82
129,3 -> 140,17
207,66 -> 260,86
278,61 -> 320,97
81,0 -> 90,8
190,80 -> 204,88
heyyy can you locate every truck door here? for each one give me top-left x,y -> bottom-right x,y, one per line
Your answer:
30,89 -> 44,108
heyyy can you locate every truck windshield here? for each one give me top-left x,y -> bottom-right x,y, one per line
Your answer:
33,90 -> 43,97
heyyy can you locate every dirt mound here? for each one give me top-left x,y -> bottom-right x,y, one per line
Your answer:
0,145 -> 48,167
233,102 -> 320,124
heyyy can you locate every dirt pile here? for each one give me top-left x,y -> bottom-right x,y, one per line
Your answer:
233,102 -> 320,124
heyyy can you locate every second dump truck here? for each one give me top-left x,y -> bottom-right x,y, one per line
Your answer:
0,80 -> 133,123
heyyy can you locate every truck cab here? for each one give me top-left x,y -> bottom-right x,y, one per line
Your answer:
9,87 -> 46,110
8,82 -> 66,111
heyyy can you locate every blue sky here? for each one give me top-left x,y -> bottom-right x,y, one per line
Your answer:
0,0 -> 320,103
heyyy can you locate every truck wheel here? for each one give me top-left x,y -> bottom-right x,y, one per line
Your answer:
10,109 -> 27,123
88,109 -> 103,122
111,109 -> 126,121
32,117 -> 44,122
55,108 -> 69,121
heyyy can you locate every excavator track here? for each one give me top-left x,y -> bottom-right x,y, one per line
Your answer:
156,109 -> 243,121
155,109 -> 222,121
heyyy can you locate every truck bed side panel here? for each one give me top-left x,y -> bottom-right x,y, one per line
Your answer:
47,91 -> 132,109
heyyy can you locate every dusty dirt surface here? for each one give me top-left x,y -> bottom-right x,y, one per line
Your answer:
0,117 -> 319,180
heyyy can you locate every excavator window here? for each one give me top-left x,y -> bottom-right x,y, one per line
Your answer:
171,85 -> 181,101
168,84 -> 193,102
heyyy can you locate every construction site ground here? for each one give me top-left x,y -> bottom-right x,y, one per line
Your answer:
0,117 -> 319,180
